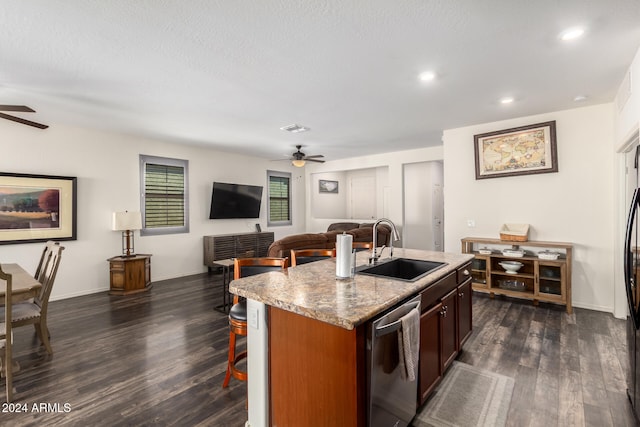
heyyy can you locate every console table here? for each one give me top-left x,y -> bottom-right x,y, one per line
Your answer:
108,254 -> 152,296
203,231 -> 274,271
461,237 -> 573,313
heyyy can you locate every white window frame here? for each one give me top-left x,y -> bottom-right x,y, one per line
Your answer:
139,154 -> 189,236
267,170 -> 292,227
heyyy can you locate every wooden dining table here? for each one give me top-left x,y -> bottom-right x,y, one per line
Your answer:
0,263 -> 41,304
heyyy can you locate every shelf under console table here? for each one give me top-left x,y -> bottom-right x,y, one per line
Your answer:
461,237 -> 573,314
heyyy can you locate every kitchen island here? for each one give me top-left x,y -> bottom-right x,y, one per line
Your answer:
229,248 -> 473,427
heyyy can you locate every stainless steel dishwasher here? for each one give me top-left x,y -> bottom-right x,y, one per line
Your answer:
367,294 -> 421,427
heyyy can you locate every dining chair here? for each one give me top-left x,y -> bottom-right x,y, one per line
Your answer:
290,248 -> 336,267
0,265 -> 13,402
1,244 -> 64,355
222,257 -> 288,388
34,241 -> 59,283
352,241 -> 374,251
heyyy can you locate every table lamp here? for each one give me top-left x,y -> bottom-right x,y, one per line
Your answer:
112,211 -> 142,257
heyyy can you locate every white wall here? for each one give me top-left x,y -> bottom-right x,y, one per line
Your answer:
306,146 -> 444,234
616,47 -> 640,140
443,103 -> 615,312
613,45 -> 640,318
310,171 -> 348,219
0,122 -> 306,300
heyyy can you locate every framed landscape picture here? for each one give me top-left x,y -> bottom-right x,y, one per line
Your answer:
0,172 -> 77,244
474,121 -> 558,179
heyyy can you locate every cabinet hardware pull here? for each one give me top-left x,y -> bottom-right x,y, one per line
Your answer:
459,292 -> 464,297
463,269 -> 470,276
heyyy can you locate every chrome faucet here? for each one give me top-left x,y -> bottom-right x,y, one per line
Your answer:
370,218 -> 400,264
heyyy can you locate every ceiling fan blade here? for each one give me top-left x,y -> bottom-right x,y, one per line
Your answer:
0,105 -> 35,112
305,154 -> 324,159
0,112 -> 49,129
306,158 -> 325,163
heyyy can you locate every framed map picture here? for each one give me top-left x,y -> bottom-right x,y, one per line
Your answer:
474,121 -> 558,179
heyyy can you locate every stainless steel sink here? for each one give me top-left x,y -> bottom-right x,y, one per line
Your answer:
356,258 -> 447,282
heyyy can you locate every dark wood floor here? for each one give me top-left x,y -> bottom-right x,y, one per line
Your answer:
2,274 -> 638,426
460,293 -> 637,427
4,273 -> 247,426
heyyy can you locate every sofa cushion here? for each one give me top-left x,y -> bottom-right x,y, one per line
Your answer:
267,233 -> 330,258
327,222 -> 361,232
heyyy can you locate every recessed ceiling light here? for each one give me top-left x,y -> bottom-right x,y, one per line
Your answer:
418,71 -> 436,82
559,27 -> 585,41
500,97 -> 514,104
573,95 -> 588,102
280,124 -> 310,133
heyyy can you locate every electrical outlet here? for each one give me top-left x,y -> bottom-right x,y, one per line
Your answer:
467,219 -> 475,227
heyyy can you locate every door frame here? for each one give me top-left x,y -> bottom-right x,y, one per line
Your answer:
616,125 -> 640,319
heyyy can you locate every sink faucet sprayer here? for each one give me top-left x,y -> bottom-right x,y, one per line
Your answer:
370,218 -> 400,264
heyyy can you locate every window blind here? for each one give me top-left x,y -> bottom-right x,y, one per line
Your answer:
144,163 -> 185,228
269,175 -> 290,222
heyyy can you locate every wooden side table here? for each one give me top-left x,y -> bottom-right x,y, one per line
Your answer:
108,254 -> 152,295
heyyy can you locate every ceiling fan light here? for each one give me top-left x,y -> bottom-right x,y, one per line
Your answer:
292,159 -> 306,167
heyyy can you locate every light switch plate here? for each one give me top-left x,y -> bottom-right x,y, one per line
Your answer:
248,306 -> 259,329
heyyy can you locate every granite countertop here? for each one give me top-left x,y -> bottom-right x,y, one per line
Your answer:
229,248 -> 473,330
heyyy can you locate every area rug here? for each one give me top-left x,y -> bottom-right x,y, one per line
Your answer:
413,361 -> 514,427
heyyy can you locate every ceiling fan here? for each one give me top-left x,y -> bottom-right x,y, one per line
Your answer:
289,145 -> 325,167
0,105 -> 49,129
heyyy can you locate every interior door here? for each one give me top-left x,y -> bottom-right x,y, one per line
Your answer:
432,183 -> 444,251
350,176 -> 376,220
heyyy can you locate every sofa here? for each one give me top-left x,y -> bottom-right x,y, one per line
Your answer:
266,222 -> 391,259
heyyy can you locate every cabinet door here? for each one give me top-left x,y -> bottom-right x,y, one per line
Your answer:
457,279 -> 473,349
419,303 -> 443,406
537,261 -> 566,302
441,288 -> 458,371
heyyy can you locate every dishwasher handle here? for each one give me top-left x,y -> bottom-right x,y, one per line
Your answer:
374,300 -> 420,338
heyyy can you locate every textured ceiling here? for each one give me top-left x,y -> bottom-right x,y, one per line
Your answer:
1,1 -> 639,162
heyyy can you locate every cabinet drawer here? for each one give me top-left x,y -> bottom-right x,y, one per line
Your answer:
420,272 -> 456,312
457,262 -> 472,284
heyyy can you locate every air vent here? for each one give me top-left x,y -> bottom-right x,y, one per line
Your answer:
280,124 -> 310,133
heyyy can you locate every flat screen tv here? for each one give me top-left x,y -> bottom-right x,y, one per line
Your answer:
209,182 -> 263,219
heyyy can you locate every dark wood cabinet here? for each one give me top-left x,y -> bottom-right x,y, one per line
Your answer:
440,288 -> 458,371
108,255 -> 152,295
457,278 -> 473,348
203,232 -> 274,269
417,262 -> 473,407
419,303 -> 443,403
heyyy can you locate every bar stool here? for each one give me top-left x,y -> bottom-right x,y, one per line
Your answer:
222,257 -> 288,388
290,248 -> 335,266
352,241 -> 374,251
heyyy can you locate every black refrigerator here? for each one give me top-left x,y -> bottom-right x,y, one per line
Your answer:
625,146 -> 640,423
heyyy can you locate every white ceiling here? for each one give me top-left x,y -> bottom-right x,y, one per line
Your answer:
1,1 -> 639,162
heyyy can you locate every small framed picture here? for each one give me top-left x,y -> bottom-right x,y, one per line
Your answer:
319,179 -> 339,193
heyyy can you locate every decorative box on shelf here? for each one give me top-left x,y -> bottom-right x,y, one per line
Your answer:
499,223 -> 530,242
461,237 -> 572,313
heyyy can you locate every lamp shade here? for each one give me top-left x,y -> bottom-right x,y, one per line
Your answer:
291,159 -> 306,167
112,211 -> 142,231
